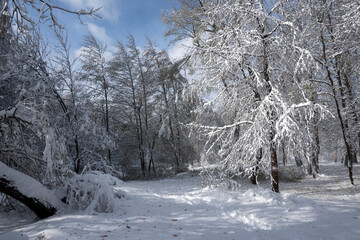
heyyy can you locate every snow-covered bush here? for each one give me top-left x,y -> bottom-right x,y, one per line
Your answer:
63,171 -> 126,213
199,164 -> 245,190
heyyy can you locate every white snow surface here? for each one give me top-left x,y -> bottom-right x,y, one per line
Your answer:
1,162 -> 359,239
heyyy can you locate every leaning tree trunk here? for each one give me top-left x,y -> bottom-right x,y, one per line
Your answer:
320,29 -> 354,185
0,162 -> 63,219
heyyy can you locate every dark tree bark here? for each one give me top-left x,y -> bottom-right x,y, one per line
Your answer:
250,148 -> 262,185
270,132 -> 279,193
311,115 -> 320,178
293,152 -> 303,167
103,75 -> 111,164
148,138 -> 157,177
282,141 -> 287,166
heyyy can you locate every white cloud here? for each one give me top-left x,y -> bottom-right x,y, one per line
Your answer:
103,51 -> 114,62
87,23 -> 114,46
60,0 -> 121,22
73,24 -> 116,62
107,45 -> 118,54
167,38 -> 193,62
74,46 -> 85,59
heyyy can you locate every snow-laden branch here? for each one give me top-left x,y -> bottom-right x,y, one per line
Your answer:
187,121 -> 253,131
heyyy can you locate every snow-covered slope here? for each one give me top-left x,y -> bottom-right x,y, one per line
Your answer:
1,162 -> 359,239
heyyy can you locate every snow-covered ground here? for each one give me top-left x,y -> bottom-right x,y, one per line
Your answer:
1,162 -> 359,240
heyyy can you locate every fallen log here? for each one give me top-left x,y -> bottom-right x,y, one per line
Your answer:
0,161 -> 63,219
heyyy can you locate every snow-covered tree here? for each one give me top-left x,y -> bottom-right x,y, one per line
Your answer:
294,0 -> 360,184
109,36 -> 195,178
108,39 -> 148,177
0,20 -> 69,217
51,31 -> 116,175
80,33 -> 114,164
0,1 -> 118,218
164,0 -> 328,192
143,40 -> 194,171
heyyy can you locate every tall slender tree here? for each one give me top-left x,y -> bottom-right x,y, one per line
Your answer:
80,33 -> 113,163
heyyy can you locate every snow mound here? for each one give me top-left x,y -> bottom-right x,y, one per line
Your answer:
63,171 -> 126,213
242,188 -> 284,205
241,188 -> 314,208
0,231 -> 28,240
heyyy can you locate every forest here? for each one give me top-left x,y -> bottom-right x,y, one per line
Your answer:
0,0 -> 359,239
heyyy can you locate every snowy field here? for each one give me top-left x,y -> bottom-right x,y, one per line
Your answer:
1,162 -> 359,240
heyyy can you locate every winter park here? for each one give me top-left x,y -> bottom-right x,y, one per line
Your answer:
0,0 -> 360,239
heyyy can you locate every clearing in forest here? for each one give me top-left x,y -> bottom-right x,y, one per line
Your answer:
0,162 -> 359,240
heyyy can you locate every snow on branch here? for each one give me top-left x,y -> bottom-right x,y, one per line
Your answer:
186,121 -> 253,132
1,0 -> 101,32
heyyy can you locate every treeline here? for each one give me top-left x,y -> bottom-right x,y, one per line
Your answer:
1,30 -> 198,183
0,0 -> 201,199
0,0 -> 201,218
53,32 -> 198,179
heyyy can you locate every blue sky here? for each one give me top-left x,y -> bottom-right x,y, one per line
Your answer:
41,0 -> 178,60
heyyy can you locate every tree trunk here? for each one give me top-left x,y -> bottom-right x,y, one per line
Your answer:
0,162 -> 62,219
270,131 -> 279,193
282,141 -> 287,166
259,16 -> 279,193
103,78 -> 111,164
311,115 -> 320,177
0,2 -> 9,39
295,154 -> 303,167
250,148 -> 262,185
127,63 -> 147,177
74,135 -> 81,174
137,112 -> 147,177
148,138 -> 156,177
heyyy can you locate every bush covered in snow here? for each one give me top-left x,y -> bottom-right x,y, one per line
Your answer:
63,171 -> 126,213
